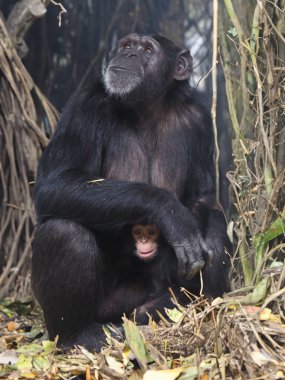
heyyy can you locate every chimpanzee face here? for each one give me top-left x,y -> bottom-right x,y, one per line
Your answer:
132,224 -> 160,261
103,33 -> 192,104
104,34 -> 164,97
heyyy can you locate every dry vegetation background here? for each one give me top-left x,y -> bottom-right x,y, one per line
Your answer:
0,0 -> 284,379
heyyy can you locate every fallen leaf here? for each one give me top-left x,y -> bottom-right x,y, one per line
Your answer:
143,368 -> 183,380
122,345 -> 134,364
251,351 -> 274,366
105,355 -> 124,374
211,297 -> 223,307
275,370 -> 284,379
259,308 -> 281,324
25,327 -> 43,339
0,349 -> 18,365
21,371 -> 36,379
241,278 -> 270,305
17,343 -> 43,354
7,321 -> 18,332
123,318 -> 152,371
78,346 -> 95,362
42,340 -> 56,353
165,307 -> 183,323
32,355 -> 50,370
244,306 -> 261,313
259,308 -> 272,320
16,354 -> 33,370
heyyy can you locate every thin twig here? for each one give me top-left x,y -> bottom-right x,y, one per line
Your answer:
211,0 -> 220,202
50,0 -> 67,27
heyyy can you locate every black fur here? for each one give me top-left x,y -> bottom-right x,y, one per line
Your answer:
32,34 -> 231,351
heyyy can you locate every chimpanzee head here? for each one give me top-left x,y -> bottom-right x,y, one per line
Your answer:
132,224 -> 160,261
103,33 -> 193,105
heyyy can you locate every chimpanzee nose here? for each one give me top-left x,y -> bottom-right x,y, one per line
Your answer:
127,52 -> 138,58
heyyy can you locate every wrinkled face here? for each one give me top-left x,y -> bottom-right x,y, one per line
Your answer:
132,224 -> 160,261
104,33 -> 193,106
104,34 -> 164,98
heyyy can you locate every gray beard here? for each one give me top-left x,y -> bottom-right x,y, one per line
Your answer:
104,69 -> 143,96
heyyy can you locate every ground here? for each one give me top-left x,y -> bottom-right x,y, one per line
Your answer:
0,280 -> 284,380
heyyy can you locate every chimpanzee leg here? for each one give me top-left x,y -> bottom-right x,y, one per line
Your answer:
32,219 -> 107,350
135,286 -> 192,324
135,293 -> 173,324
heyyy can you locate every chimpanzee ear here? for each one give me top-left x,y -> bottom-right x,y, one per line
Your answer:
174,49 -> 193,81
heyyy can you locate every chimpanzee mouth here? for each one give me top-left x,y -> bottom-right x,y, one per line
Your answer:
108,66 -> 140,76
138,249 -> 157,259
109,65 -> 129,71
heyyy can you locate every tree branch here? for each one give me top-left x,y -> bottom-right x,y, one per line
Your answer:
7,0 -> 51,57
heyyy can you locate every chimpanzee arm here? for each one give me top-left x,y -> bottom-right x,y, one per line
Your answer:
182,102 -> 231,292
34,87 -> 171,228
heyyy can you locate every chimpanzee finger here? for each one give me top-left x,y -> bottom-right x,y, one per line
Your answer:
185,258 -> 204,280
200,239 -> 213,265
174,244 -> 204,280
173,245 -> 188,278
183,238 -> 205,279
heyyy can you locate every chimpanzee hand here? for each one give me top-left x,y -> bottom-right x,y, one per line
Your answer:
172,236 -> 213,280
157,200 -> 213,280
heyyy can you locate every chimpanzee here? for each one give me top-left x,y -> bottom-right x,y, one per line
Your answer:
31,33 -> 231,350
132,224 -> 160,260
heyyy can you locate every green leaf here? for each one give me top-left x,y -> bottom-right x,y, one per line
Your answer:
179,358 -> 218,380
0,304 -> 15,317
32,355 -> 50,370
0,298 -> 33,315
270,261 -> 283,268
123,318 -> 152,371
164,307 -> 183,323
16,354 -> 33,370
254,214 -> 285,257
17,344 -> 43,355
42,340 -> 55,354
25,327 -> 43,340
241,277 -> 270,305
0,365 -> 15,377
177,367 -> 199,380
228,27 -> 237,37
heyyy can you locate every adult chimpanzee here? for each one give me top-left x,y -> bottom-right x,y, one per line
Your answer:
32,33 -> 231,350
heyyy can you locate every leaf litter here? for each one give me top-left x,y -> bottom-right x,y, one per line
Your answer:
0,275 -> 285,380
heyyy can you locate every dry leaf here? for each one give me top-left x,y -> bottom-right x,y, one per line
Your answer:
7,321 -> 17,332
244,306 -> 261,313
251,351 -> 274,366
105,355 -> 124,374
143,368 -> 183,380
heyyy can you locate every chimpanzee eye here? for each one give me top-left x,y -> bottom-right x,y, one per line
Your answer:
145,46 -> 152,54
123,43 -> 131,49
